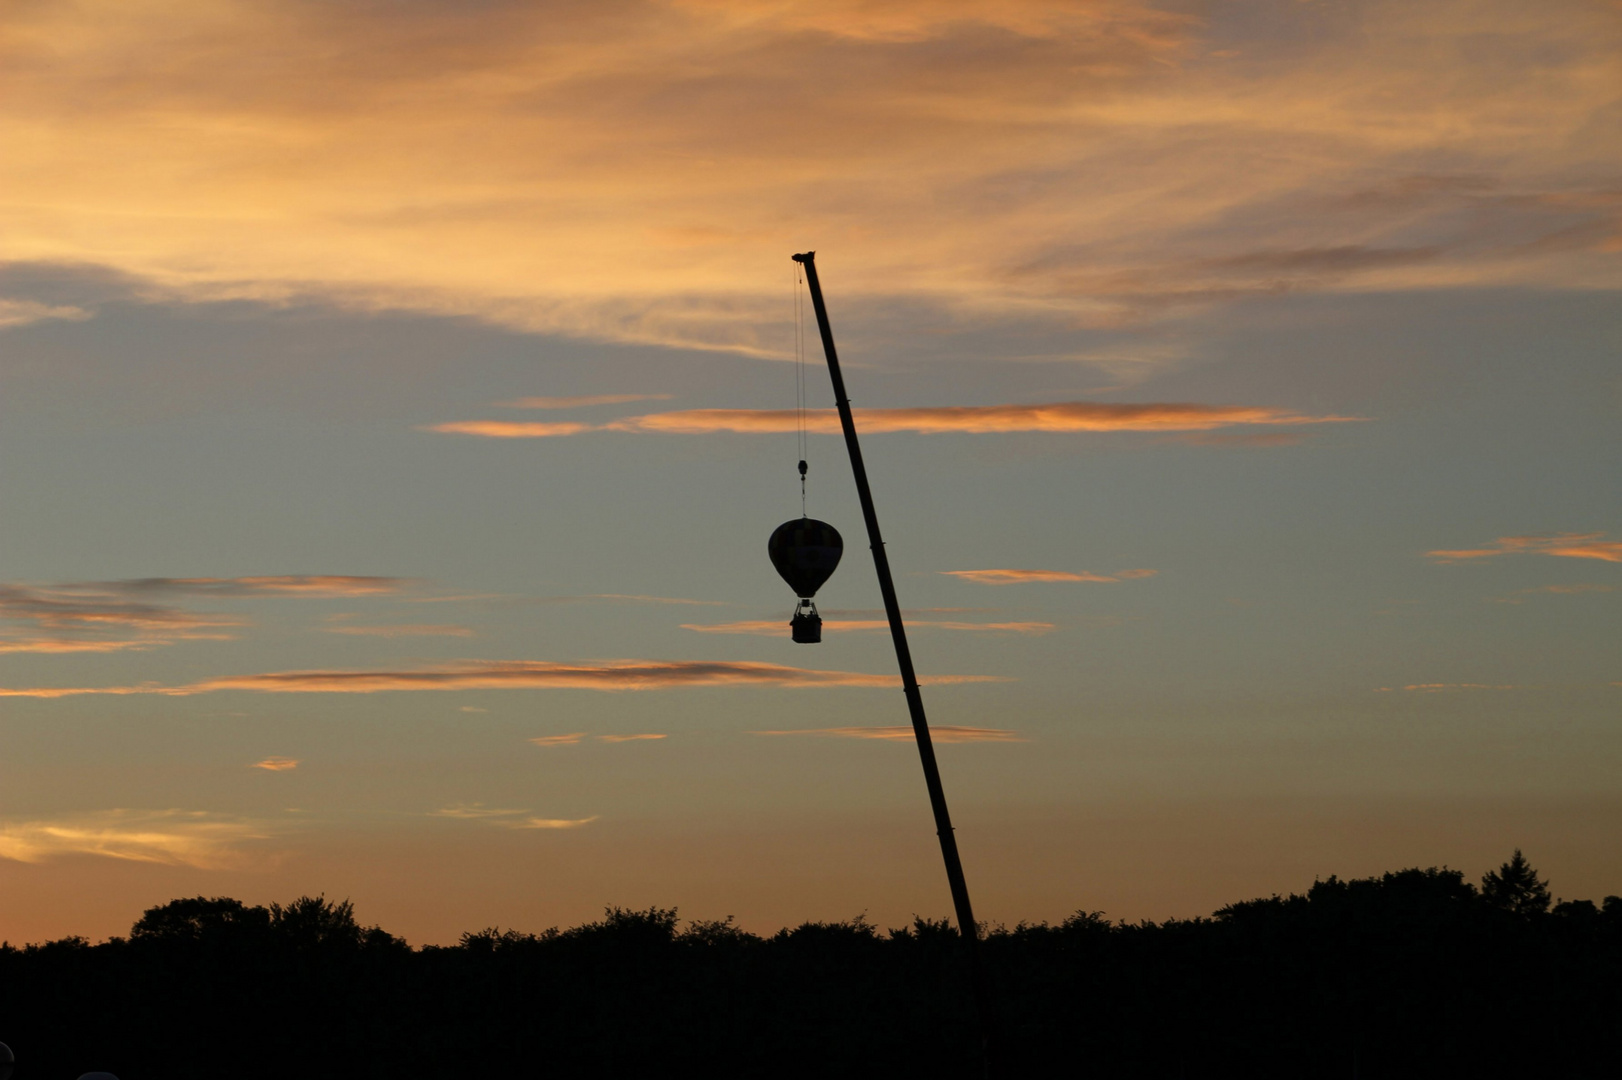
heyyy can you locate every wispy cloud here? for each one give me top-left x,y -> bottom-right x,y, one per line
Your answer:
0,298 -> 92,329
0,810 -> 273,868
682,618 -> 1056,635
942,568 -> 1156,585
110,576 -> 410,596
0,636 -> 166,654
0,583 -> 244,653
429,403 -> 1363,439
0,660 -> 1007,699
1428,533 -> 1622,564
432,804 -> 529,820
1491,583 -> 1614,603
1523,583 -> 1613,595
0,584 -> 243,631
626,404 -> 1362,435
429,421 -> 595,438
322,623 -> 474,638
585,594 -> 729,607
440,593 -> 727,608
0,577 -> 411,653
433,804 -> 597,830
751,726 -> 1025,743
251,757 -> 299,771
530,732 -> 667,745
498,394 -> 673,409
1178,432 -> 1307,448
529,733 -> 588,747
1374,683 -> 1518,692
2,0 -> 1610,352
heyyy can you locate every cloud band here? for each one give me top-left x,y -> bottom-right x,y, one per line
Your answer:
0,659 -> 1007,698
429,402 -> 1364,439
751,726 -> 1024,743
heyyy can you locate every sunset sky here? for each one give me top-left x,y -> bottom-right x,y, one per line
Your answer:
2,0 -> 1618,945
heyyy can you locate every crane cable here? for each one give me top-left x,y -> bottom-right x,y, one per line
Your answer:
794,259 -> 808,516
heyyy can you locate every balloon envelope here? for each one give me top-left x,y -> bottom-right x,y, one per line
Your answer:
768,518 -> 843,598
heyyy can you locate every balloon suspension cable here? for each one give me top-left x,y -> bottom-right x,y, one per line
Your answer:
794,260 -> 808,516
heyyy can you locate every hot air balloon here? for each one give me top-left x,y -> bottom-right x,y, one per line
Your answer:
768,516 -> 842,642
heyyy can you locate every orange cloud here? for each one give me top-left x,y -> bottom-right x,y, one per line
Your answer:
0,0 -> 1613,360
751,726 -> 1025,743
515,817 -> 598,830
430,403 -> 1363,438
251,757 -> 299,771
1427,533 -> 1622,563
498,394 -> 673,409
3,0 -> 1612,357
624,404 -> 1362,435
0,637 -> 166,654
529,733 -> 588,747
673,0 -> 1190,44
595,733 -> 667,742
1541,538 -> 1622,562
682,618 -> 1056,635
0,810 -> 273,868
943,569 -> 1125,585
0,660 -> 1009,699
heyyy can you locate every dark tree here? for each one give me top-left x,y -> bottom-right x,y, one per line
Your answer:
4,866 -> 1620,1079
130,897 -> 271,944
268,895 -> 402,951
1481,849 -> 1551,916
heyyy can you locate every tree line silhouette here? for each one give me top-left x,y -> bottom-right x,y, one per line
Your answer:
1,852 -> 1616,1078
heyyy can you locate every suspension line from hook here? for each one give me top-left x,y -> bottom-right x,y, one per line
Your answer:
794,258 -> 808,515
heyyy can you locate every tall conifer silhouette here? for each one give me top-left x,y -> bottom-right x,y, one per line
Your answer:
1482,849 -> 1552,916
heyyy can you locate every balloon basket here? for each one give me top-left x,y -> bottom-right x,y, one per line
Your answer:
790,599 -> 822,644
